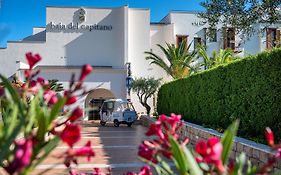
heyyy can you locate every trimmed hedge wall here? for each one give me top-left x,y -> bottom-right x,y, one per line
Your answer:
157,48 -> 281,142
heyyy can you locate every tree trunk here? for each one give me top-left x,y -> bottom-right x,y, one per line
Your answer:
143,103 -> 151,115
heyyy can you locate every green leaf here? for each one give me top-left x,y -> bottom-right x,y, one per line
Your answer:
182,146 -> 203,175
25,94 -> 40,134
169,135 -> 189,175
139,156 -> 170,175
233,153 -> 246,175
48,97 -> 66,126
32,136 -> 60,168
156,155 -> 174,175
221,120 -> 239,165
0,75 -> 24,115
0,118 -> 23,164
6,105 -> 18,137
36,113 -> 47,141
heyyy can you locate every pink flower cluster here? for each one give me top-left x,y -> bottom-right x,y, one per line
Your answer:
2,52 -> 95,174
138,114 -> 189,163
195,137 -> 224,172
126,166 -> 152,175
4,138 -> 33,174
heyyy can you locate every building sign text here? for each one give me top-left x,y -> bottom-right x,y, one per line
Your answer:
48,22 -> 113,32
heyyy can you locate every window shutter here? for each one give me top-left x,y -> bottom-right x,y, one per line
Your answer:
223,28 -> 227,49
276,29 -> 280,47
266,29 -> 272,49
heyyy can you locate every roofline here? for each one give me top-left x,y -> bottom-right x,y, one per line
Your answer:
159,10 -> 205,22
46,5 -> 128,9
129,8 -> 150,11
7,40 -> 45,43
169,10 -> 204,14
33,26 -> 45,28
150,22 -> 169,25
34,65 -> 113,69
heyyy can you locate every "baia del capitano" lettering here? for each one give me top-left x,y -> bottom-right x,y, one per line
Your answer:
48,22 -> 113,31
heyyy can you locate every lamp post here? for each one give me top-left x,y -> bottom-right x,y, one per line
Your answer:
125,62 -> 133,101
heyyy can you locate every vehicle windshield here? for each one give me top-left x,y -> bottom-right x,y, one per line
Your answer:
120,102 -> 135,111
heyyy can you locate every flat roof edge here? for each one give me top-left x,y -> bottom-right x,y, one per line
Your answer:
169,10 -> 204,14
46,5 -> 128,9
129,8 -> 150,11
33,26 -> 46,28
150,22 -> 170,25
7,41 -> 46,44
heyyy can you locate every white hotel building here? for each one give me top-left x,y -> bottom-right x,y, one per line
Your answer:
0,6 -> 280,117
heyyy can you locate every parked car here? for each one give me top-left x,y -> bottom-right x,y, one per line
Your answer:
99,99 -> 137,127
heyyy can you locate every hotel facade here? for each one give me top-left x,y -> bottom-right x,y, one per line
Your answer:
0,6 -> 280,117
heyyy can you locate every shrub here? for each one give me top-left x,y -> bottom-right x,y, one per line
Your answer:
157,48 -> 281,142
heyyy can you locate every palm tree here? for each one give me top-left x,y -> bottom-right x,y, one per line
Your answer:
48,79 -> 64,92
197,45 -> 235,70
145,41 -> 198,79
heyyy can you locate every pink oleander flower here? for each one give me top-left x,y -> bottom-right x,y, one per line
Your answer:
92,168 -> 106,175
138,165 -> 152,175
25,52 -> 42,69
79,64 -> 93,81
69,169 -> 86,175
72,141 -> 95,161
140,114 -> 187,163
37,76 -> 49,86
4,138 -> 33,174
275,148 -> 281,159
28,80 -> 39,93
24,70 -> 31,79
126,165 -> 152,175
43,90 -> 58,105
64,141 -> 95,167
167,113 -> 182,132
64,90 -> 78,105
195,137 -> 224,172
61,123 -> 81,147
138,141 -> 158,163
66,96 -> 77,105
0,87 -> 4,97
265,127 -> 275,146
68,107 -> 83,122
146,120 -> 165,140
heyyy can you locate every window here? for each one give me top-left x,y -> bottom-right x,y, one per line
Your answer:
223,28 -> 235,50
266,28 -> 280,49
194,37 -> 202,49
176,35 -> 188,48
208,28 -> 217,42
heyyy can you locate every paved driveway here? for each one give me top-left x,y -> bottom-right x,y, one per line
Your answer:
32,121 -> 148,175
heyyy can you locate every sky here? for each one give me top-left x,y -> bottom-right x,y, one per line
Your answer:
0,0 -> 204,47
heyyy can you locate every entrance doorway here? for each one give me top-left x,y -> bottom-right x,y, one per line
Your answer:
85,88 -> 115,120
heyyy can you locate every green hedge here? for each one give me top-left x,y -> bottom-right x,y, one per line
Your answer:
157,48 -> 281,142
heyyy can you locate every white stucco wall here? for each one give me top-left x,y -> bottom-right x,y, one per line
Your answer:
45,6 -> 127,68
127,8 -> 151,113
0,6 -> 280,116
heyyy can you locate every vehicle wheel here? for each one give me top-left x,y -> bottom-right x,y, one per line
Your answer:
100,121 -> 106,126
113,120 -> 120,127
127,122 -> 133,127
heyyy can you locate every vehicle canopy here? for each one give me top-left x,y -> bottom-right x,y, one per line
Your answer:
101,99 -> 135,112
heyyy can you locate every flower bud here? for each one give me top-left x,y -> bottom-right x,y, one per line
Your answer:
69,107 -> 83,122
265,127 -> 274,146
61,123 -> 81,147
43,90 -> 58,105
25,52 -> 42,69
79,64 -> 93,81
